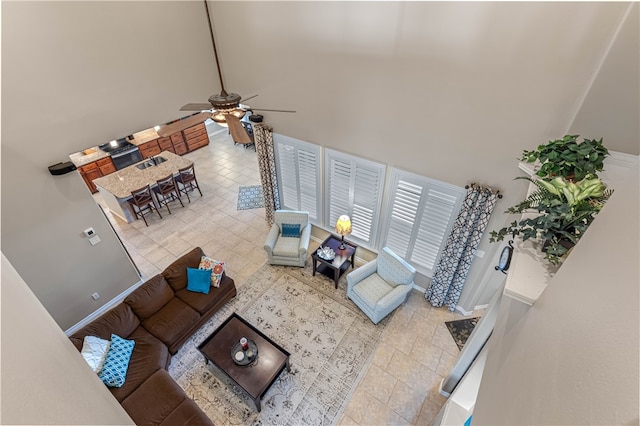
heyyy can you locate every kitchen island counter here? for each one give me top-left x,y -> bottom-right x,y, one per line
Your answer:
94,151 -> 193,222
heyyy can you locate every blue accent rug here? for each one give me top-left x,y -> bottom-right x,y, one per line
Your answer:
237,185 -> 264,210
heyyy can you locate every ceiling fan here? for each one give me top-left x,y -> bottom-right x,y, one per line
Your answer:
159,0 -> 294,139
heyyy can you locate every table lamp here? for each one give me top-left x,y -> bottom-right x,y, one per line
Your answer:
335,215 -> 352,250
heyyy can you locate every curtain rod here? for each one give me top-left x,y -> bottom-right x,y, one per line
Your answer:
466,182 -> 503,198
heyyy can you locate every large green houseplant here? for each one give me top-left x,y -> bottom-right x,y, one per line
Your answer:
520,134 -> 609,181
490,176 -> 613,265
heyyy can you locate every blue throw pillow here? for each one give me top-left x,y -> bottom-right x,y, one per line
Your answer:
98,334 -> 135,388
281,223 -> 301,238
187,267 -> 212,294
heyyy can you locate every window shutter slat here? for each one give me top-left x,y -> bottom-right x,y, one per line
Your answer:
274,134 -> 322,223
325,150 -> 386,247
382,170 -> 464,277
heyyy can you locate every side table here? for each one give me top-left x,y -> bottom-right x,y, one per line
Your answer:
312,235 -> 357,289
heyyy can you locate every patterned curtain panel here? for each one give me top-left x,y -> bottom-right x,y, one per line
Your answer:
254,123 -> 281,225
426,183 -> 500,311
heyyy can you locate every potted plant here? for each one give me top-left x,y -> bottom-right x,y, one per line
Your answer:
490,176 -> 613,265
520,135 -> 609,181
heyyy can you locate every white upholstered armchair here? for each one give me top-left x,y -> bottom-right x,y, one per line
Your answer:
346,247 -> 416,324
264,210 -> 312,267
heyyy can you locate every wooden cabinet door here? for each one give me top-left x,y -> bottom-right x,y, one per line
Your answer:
78,162 -> 101,193
139,140 -> 161,159
183,123 -> 209,151
158,137 -> 175,153
96,157 -> 116,175
170,132 -> 188,155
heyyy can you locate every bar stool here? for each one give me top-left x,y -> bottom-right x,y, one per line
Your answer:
153,174 -> 184,214
175,164 -> 203,202
128,184 -> 162,226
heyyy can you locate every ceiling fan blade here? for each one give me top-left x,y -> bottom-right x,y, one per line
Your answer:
180,103 -> 213,111
251,108 -> 296,113
226,114 -> 253,145
240,94 -> 259,103
157,112 -> 211,137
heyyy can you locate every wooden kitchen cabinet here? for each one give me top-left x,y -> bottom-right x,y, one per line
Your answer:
78,162 -> 102,193
138,139 -> 161,159
96,157 -> 116,175
170,132 -> 188,155
183,123 -> 209,152
158,137 -> 175,154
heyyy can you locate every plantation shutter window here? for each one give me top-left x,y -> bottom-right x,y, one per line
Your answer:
382,169 -> 465,277
325,149 -> 386,247
273,134 -> 322,223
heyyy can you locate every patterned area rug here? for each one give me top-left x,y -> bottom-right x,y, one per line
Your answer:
445,317 -> 480,351
168,262 -> 389,425
237,185 -> 264,210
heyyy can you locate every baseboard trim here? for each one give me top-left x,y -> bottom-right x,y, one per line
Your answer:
438,378 -> 452,398
64,279 -> 145,336
454,305 -> 474,316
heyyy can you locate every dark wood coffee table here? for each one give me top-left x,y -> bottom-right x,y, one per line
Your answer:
312,234 -> 357,289
197,313 -> 290,412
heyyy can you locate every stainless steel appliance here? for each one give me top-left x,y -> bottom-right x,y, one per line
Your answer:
99,139 -> 143,170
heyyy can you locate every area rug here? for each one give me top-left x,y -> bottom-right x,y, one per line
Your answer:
168,262 -> 389,425
237,185 -> 264,210
445,317 -> 480,351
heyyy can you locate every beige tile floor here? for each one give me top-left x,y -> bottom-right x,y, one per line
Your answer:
95,126 -> 476,425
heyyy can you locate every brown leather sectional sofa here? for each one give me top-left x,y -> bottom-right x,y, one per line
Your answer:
69,247 -> 236,425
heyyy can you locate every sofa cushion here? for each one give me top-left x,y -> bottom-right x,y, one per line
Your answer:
80,335 -> 111,373
108,327 -> 171,402
161,398 -> 214,426
273,236 -> 301,257
352,274 -> 395,311
198,256 -> 225,287
125,274 -> 175,319
163,247 -> 205,292
142,298 -> 201,348
187,267 -> 212,294
176,273 -> 236,315
69,303 -> 140,350
281,223 -> 301,237
121,369 -> 188,425
98,334 -> 135,388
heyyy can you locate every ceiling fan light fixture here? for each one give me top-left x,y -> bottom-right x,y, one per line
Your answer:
208,91 -> 242,111
211,107 -> 245,124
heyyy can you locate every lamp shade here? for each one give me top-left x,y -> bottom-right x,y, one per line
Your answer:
335,215 -> 352,236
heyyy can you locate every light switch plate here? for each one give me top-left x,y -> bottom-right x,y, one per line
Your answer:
89,235 -> 101,246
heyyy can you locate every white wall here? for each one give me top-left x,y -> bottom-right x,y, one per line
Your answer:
1,1 -> 219,329
569,3 -> 639,155
209,1 -> 636,310
0,254 -> 135,425
472,162 -> 639,425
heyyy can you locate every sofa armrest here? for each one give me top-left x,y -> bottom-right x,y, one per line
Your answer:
263,224 -> 280,255
376,282 -> 413,310
298,223 -> 312,256
346,260 -> 378,294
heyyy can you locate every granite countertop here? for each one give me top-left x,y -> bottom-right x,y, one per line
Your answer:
130,128 -> 161,146
68,126 -> 160,168
68,147 -> 109,167
93,151 -> 193,198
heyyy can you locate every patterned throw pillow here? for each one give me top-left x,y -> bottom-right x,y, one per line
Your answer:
81,336 -> 111,373
281,223 -> 301,238
199,255 -> 225,287
187,267 -> 212,294
98,334 -> 135,388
